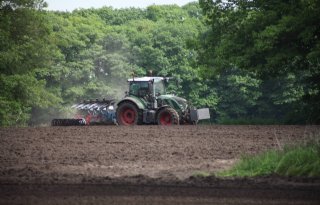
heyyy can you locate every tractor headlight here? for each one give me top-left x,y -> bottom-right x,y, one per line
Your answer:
107,105 -> 114,111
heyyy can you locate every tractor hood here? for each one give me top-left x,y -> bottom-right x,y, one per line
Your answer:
158,95 -> 188,112
171,96 -> 188,107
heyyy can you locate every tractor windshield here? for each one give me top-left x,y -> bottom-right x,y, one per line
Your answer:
154,80 -> 165,95
129,81 -> 149,97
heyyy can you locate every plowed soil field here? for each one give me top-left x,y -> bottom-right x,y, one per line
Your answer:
1,125 -> 320,204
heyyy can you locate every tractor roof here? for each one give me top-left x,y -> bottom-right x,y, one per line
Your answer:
128,77 -> 164,82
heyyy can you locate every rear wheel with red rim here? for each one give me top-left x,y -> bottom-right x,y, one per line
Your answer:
116,102 -> 139,125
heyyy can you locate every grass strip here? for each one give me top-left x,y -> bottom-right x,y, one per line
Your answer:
219,140 -> 320,177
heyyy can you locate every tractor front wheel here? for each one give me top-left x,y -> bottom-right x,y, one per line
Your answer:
116,102 -> 139,125
157,107 -> 179,125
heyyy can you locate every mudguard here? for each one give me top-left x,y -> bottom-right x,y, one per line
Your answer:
117,96 -> 147,110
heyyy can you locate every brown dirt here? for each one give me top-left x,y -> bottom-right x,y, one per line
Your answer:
0,125 -> 320,204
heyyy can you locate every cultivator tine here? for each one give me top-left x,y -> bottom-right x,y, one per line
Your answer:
73,99 -> 115,112
88,103 -> 99,110
77,104 -> 87,109
71,104 -> 78,109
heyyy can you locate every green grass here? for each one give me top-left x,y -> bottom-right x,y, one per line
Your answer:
218,139 -> 320,177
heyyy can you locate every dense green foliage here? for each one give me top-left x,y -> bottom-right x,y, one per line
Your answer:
219,140 -> 320,177
0,0 -> 319,126
199,0 -> 320,123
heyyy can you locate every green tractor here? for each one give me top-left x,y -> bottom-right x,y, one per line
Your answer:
51,76 -> 210,126
116,76 -> 210,125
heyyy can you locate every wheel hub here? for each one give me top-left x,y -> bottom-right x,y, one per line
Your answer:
160,112 -> 172,125
121,108 -> 136,125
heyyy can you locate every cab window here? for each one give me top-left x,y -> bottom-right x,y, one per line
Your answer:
129,81 -> 149,97
154,81 -> 165,95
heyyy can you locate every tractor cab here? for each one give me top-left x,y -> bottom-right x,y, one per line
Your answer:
128,77 -> 166,99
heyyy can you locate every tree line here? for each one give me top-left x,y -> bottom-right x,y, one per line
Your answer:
0,0 -> 319,126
